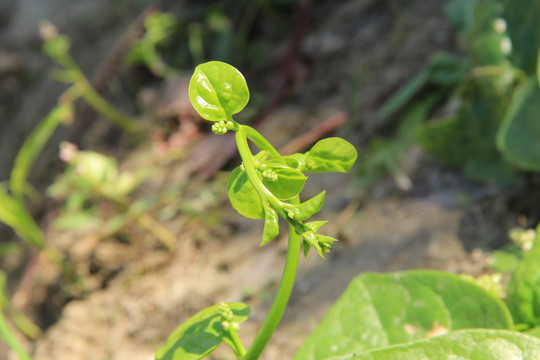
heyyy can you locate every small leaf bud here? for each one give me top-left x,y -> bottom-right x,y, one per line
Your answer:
211,122 -> 228,135
221,321 -> 230,330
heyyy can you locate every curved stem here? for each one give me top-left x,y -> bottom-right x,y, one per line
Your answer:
228,327 -> 247,359
241,125 -> 285,163
243,220 -> 301,360
235,127 -> 306,236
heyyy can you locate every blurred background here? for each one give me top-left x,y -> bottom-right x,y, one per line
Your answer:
1,0 -> 540,359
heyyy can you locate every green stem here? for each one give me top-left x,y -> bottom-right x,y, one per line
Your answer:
243,222 -> 301,360
236,126 -> 306,236
242,126 -> 284,163
58,56 -> 142,136
228,327 -> 247,359
235,125 -> 304,358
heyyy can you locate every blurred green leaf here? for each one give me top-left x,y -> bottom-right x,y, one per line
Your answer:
502,0 -> 540,74
0,272 -> 32,360
497,78 -> 540,171
506,224 -> 540,327
490,244 -> 523,273
11,103 -> 70,200
52,211 -> 100,231
0,185 -> 45,248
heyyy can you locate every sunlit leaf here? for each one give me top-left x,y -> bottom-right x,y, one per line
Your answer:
189,61 -> 249,122
227,166 -> 264,219
263,162 -> 306,200
295,270 -> 513,359
340,330 -> 540,360
294,191 -> 325,221
303,138 -> 357,173
155,302 -> 249,360
261,204 -> 279,246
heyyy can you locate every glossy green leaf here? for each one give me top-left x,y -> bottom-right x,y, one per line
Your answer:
227,166 -> 263,219
263,163 -> 307,200
155,302 -> 249,360
294,191 -> 325,221
303,138 -> 357,173
506,224 -> 540,327
339,329 -> 540,360
261,204 -> 279,246
189,61 -> 249,122
295,270 -> 513,360
497,78 -> 540,171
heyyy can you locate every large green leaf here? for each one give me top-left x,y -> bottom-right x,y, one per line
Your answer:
497,78 -> 540,171
189,61 -> 249,122
227,166 -> 264,219
295,270 -> 513,360
303,138 -> 357,173
337,329 -> 540,360
155,302 -> 249,360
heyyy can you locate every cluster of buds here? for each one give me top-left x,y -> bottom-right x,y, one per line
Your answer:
261,168 -> 278,182
256,163 -> 278,182
218,302 -> 239,331
211,120 -> 235,135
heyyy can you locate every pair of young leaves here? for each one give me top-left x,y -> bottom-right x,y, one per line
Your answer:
189,61 -> 357,256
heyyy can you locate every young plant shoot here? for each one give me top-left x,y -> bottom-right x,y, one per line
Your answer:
155,61 -> 357,359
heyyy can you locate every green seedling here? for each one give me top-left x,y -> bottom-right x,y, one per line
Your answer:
156,61 -> 357,359
39,21 -> 142,136
49,143 -> 176,249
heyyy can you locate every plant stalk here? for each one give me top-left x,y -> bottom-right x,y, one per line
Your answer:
243,216 -> 301,360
